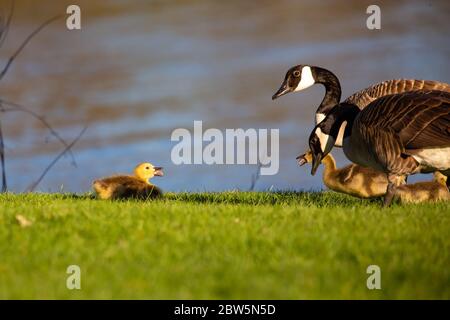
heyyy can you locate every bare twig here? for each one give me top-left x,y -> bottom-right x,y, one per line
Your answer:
249,162 -> 262,191
0,116 -> 6,192
0,13 -> 63,81
0,99 -> 77,165
0,0 -> 14,48
26,126 -> 87,192
0,7 -> 77,193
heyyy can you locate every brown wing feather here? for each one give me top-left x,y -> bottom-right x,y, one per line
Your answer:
357,90 -> 450,148
345,79 -> 450,109
389,91 -> 450,149
401,107 -> 450,149
353,90 -> 450,174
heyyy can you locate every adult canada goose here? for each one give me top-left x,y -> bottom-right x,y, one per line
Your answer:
93,163 -> 163,200
272,65 -> 450,197
272,65 -> 450,146
298,151 -> 448,202
308,90 -> 450,206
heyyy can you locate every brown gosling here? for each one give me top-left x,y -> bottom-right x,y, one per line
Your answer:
395,172 -> 449,204
297,151 -> 389,198
93,163 -> 163,200
298,151 -> 449,203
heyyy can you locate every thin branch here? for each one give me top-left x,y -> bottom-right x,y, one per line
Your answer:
0,116 -> 6,192
26,126 -> 87,192
249,162 -> 262,191
0,99 -> 77,165
0,0 -> 14,49
0,13 -> 63,81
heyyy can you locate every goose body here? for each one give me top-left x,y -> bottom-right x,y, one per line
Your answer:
93,163 -> 163,200
309,90 -> 450,206
345,91 -> 450,174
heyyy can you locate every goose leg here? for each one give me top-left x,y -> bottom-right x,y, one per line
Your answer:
384,174 -> 401,207
384,183 -> 396,207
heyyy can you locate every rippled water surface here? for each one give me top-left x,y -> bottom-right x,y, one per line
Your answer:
1,0 -> 449,192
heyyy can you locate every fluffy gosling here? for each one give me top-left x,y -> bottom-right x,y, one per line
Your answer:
395,172 -> 449,203
93,163 -> 163,200
297,151 -> 389,198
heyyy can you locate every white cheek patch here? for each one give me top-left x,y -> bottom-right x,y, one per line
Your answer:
318,131 -> 329,153
294,66 -> 315,92
315,127 -> 335,154
335,120 -> 347,148
315,113 -> 326,125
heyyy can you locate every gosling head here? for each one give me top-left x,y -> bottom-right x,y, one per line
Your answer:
296,150 -> 314,166
433,171 -> 448,187
272,65 -> 316,100
134,163 -> 164,182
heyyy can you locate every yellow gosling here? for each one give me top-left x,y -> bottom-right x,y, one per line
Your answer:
395,172 -> 449,203
297,151 -> 392,198
93,163 -> 163,200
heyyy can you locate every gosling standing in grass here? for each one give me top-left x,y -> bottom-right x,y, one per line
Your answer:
297,151 -> 449,203
93,163 -> 163,200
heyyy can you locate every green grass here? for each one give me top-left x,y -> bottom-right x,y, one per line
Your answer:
0,192 -> 449,299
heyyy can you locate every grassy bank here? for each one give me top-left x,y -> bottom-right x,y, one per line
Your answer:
0,192 -> 448,299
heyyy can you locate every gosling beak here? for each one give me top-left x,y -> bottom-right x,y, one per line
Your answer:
296,153 -> 308,166
272,81 -> 291,100
154,167 -> 164,177
311,153 -> 322,176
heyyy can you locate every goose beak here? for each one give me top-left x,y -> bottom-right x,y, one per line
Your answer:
154,167 -> 164,177
311,153 -> 322,176
272,82 -> 291,100
296,153 -> 308,166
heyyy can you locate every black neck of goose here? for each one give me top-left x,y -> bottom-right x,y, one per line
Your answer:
334,103 -> 360,139
312,67 -> 342,116
320,103 -> 360,139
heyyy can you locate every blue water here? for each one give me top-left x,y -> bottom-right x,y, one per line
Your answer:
1,0 -> 449,193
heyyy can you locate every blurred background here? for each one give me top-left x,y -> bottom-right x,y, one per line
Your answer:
0,0 -> 449,193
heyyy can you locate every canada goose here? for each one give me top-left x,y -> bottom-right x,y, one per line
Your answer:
298,151 -> 448,203
297,151 -> 390,198
272,65 -> 450,197
93,163 -> 163,200
272,65 -> 450,147
395,172 -> 449,204
308,90 -> 450,206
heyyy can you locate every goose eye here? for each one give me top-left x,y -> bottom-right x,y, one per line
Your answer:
293,70 -> 301,77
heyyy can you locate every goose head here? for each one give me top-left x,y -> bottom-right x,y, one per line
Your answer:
134,162 -> 164,182
309,123 -> 336,176
272,65 -> 316,100
308,104 -> 360,175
